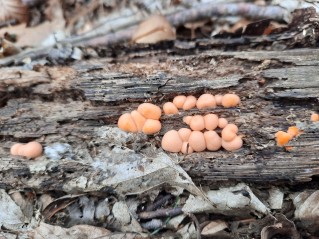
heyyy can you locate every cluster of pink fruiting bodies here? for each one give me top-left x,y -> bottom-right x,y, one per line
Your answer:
118,93 -> 242,154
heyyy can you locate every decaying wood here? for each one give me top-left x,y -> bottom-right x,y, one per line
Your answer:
1,47 -> 319,193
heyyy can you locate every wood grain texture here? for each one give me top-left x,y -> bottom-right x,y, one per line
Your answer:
1,48 -> 319,193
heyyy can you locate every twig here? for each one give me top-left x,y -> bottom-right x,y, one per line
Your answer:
167,2 -> 289,26
142,196 -> 181,235
146,194 -> 172,211
0,3 -> 289,65
92,232 -> 142,239
0,46 -> 51,66
79,28 -> 134,46
72,3 -> 289,46
63,12 -> 144,45
62,3 -> 184,45
0,3 -> 291,66
141,219 -> 163,230
138,207 -> 182,219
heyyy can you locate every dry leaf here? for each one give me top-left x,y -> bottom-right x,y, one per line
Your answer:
0,189 -> 26,230
201,220 -> 228,236
38,194 -> 54,211
267,187 -> 284,210
132,15 -> 176,44
261,214 -> 300,239
33,222 -> 110,239
42,194 -> 83,220
0,38 -> 21,58
0,0 -> 65,47
0,0 -> 28,23
9,191 -> 34,221
177,222 -> 197,239
0,22 -> 64,48
183,183 -> 269,218
294,190 -> 319,234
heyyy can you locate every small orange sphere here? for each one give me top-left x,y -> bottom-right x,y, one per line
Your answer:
188,131 -> 206,152
221,94 -> 240,108
183,116 -> 193,125
275,131 -> 292,147
218,118 -> 228,128
161,130 -> 183,153
137,103 -> 162,120
131,110 -> 146,131
19,141 -> 43,158
311,113 -> 319,122
204,114 -> 219,130
118,113 -> 138,133
287,126 -> 300,137
221,124 -> 238,142
215,94 -> 223,105
190,115 -> 205,131
142,119 -> 161,134
178,128 -> 192,142
163,102 -> 179,115
222,136 -> 243,151
204,131 -> 222,151
10,143 -> 24,156
173,95 -> 187,109
183,96 -> 197,110
196,94 -> 216,109
181,142 -> 194,154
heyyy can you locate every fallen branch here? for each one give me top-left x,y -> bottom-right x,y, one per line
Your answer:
0,46 -> 51,66
138,207 -> 183,219
146,194 -> 173,211
0,3 -> 291,66
74,2 -> 289,46
168,2 -> 290,26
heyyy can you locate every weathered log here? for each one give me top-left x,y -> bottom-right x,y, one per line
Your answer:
1,47 -> 319,193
